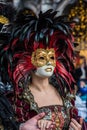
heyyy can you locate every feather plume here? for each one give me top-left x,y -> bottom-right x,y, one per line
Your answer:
0,9 -> 75,95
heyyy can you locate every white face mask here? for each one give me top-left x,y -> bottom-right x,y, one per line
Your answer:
35,64 -> 55,78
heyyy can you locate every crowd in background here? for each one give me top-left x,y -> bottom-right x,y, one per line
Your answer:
74,56 -> 87,122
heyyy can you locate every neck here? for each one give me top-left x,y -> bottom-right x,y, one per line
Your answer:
31,73 -> 50,91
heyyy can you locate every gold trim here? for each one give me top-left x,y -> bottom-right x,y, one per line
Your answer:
22,87 -> 39,113
0,15 -> 9,24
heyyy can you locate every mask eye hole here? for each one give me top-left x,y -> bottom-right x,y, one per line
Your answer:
39,56 -> 44,60
50,56 -> 55,60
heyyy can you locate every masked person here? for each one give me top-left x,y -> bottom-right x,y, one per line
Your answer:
0,2 -> 15,31
0,9 -> 86,130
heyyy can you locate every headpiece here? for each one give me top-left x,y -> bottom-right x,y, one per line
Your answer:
0,9 -> 75,96
0,2 -> 15,30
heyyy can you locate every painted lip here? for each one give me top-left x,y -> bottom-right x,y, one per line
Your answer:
45,68 -> 52,72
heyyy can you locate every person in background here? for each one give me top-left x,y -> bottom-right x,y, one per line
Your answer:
0,9 -> 87,130
74,57 -> 87,122
0,2 -> 15,30
75,57 -> 87,82
0,1 -> 16,93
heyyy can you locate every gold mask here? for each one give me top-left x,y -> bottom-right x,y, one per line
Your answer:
31,48 -> 56,67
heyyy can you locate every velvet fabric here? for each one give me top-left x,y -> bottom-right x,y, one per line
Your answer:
7,87 -> 87,130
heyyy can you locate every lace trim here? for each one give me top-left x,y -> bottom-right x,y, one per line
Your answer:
22,87 -> 39,113
22,86 -> 73,113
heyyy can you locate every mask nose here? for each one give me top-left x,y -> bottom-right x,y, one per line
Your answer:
46,62 -> 51,66
46,56 -> 51,65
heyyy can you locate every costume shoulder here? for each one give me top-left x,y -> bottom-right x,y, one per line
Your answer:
0,86 -> 20,130
65,93 -> 87,130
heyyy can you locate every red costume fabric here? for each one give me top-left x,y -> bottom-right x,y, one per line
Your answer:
7,86 -> 87,130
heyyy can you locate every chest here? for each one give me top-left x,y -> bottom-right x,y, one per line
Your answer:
32,92 -> 63,108
29,87 -> 63,108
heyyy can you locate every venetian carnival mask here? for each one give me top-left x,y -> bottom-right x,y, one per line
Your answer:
31,48 -> 56,77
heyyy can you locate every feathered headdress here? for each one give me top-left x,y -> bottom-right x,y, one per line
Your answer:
0,9 -> 75,96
